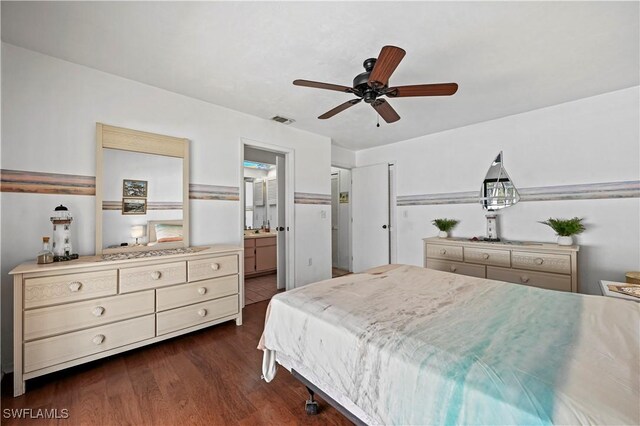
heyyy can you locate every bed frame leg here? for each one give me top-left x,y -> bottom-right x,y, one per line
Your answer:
305,386 -> 319,415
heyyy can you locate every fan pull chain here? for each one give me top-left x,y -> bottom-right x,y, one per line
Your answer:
376,114 -> 380,128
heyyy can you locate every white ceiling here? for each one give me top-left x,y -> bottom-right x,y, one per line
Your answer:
2,1 -> 638,150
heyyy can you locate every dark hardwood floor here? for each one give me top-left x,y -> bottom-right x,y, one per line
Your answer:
1,301 -> 352,426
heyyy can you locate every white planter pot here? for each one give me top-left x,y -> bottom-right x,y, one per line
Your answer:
557,236 -> 573,246
438,231 -> 448,238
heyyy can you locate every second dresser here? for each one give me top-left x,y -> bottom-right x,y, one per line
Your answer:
423,237 -> 579,293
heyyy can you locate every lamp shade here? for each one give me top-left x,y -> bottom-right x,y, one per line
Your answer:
131,225 -> 145,239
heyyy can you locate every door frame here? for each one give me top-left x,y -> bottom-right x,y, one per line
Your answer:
240,138 -> 295,292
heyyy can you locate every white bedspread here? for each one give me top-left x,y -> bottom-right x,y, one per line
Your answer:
259,265 -> 639,425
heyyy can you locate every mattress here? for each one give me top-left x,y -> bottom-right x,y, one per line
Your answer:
259,264 -> 640,425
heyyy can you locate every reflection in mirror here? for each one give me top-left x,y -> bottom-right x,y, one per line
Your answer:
102,149 -> 183,249
480,152 -> 520,211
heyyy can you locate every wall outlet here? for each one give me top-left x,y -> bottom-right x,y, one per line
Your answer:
308,258 -> 312,266
320,210 -> 326,219
403,210 -> 408,218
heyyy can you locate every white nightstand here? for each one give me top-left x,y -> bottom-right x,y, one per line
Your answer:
600,280 -> 640,302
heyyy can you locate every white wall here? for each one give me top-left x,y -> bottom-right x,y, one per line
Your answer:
1,43 -> 332,368
331,144 -> 356,169
357,86 -> 640,295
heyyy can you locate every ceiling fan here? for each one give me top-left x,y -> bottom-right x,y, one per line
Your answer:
293,45 -> 458,124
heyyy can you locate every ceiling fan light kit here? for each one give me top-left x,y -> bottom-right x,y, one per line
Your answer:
293,45 -> 458,124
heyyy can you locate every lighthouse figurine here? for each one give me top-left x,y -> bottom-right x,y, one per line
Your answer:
50,205 -> 76,260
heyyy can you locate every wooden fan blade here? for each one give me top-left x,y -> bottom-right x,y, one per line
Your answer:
318,99 -> 362,119
371,99 -> 400,123
368,46 -> 406,89
386,83 -> 458,98
293,79 -> 354,93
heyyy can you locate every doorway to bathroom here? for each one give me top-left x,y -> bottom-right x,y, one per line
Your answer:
240,141 -> 294,306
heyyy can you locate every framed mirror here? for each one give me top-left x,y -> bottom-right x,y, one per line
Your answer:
95,124 -> 189,254
480,151 -> 520,211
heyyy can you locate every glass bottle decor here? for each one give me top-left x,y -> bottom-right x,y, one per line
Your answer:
37,237 -> 54,264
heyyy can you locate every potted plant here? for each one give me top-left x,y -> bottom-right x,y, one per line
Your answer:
539,217 -> 585,246
432,218 -> 459,238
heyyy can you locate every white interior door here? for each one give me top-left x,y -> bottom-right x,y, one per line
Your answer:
352,163 -> 390,272
331,174 -> 339,268
276,155 -> 286,290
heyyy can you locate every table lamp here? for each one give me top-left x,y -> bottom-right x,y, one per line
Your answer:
131,225 -> 145,245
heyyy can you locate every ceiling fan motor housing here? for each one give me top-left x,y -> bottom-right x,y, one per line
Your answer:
354,57 -> 382,103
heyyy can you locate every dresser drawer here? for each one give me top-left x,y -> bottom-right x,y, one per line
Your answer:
119,261 -> 186,293
487,266 -> 572,292
244,238 -> 255,249
426,259 -> 486,278
24,270 -> 118,309
156,275 -> 239,311
464,247 -> 511,267
156,295 -> 239,335
425,244 -> 463,262
24,290 -> 155,341
188,255 -> 238,282
511,251 -> 571,274
24,315 -> 155,373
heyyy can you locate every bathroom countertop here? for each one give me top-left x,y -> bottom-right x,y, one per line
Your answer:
244,232 -> 278,239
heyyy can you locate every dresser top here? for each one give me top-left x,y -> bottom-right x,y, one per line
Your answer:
423,236 -> 579,252
9,244 -> 243,275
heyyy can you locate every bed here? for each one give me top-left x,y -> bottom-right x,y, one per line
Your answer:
146,219 -> 183,246
259,264 -> 639,425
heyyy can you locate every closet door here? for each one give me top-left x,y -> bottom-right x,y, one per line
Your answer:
352,163 -> 390,272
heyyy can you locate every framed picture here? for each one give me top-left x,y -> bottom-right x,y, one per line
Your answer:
123,179 -> 148,198
339,192 -> 349,203
122,198 -> 147,215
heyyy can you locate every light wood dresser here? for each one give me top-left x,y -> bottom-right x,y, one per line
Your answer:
9,245 -> 243,396
423,237 -> 579,293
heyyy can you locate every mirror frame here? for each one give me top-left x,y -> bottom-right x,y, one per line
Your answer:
95,123 -> 190,254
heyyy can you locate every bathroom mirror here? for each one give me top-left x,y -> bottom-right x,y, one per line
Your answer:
480,152 -> 520,211
95,124 -> 189,254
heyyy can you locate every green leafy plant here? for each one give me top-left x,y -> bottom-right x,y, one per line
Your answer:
539,217 -> 585,236
432,218 -> 459,232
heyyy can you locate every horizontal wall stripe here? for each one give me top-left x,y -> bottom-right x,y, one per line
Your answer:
0,169 -> 238,202
397,180 -> 640,206
103,201 -> 183,211
189,183 -> 239,201
295,192 -> 331,205
0,169 -> 95,196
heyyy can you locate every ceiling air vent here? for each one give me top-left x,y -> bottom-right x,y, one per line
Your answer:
271,115 -> 295,125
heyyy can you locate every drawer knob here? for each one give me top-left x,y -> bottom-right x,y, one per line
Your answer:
92,306 -> 105,317
210,263 -> 220,271
534,258 -> 544,265
450,266 -> 457,272
92,334 -> 105,345
482,253 -> 490,260
197,309 -> 208,317
198,287 -> 207,295
151,271 -> 162,280
521,276 -> 530,283
439,249 -> 447,255
68,281 -> 82,292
